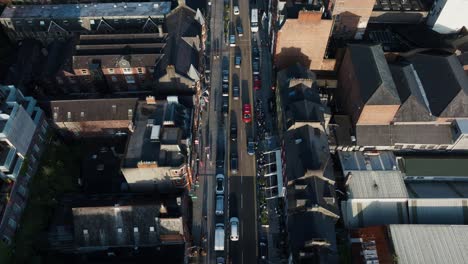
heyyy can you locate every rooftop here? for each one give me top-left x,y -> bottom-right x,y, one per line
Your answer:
338,151 -> 398,173
373,0 -> 432,11
347,170 -> 408,199
0,2 -> 171,19
401,157 -> 468,177
390,225 -> 468,264
406,181 -> 468,198
72,204 -> 184,248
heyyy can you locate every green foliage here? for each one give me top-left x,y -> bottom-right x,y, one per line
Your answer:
11,135 -> 81,264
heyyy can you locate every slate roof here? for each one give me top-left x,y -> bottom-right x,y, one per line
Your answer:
72,204 -> 184,248
277,63 -> 317,90
284,125 -> 333,182
356,123 -> 453,146
347,44 -> 400,105
406,51 -> 468,117
389,62 -> 435,122
288,211 -> 338,264
46,98 -> 138,122
156,5 -> 201,80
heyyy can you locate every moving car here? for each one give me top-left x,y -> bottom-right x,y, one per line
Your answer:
247,138 -> 255,155
233,5 -> 240,15
233,85 -> 240,100
252,60 -> 260,75
230,124 -> 237,141
253,75 -> 261,90
242,104 -> 252,123
217,257 -> 225,264
216,174 -> 225,195
230,217 -> 239,241
230,155 -> 238,174
222,96 -> 229,116
215,195 -> 224,216
214,223 -> 225,251
235,54 -> 241,68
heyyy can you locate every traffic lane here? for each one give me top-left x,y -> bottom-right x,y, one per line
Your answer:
228,175 -> 257,264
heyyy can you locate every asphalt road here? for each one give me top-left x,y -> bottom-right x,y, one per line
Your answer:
226,0 -> 258,263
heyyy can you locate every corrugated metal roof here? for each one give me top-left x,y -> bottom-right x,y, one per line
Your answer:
408,199 -> 468,224
348,171 -> 408,199
390,225 -> 468,264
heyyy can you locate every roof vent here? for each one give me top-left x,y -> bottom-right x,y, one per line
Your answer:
133,227 -> 138,233
154,3 -> 159,8
117,228 -> 122,233
113,4 -> 117,7
149,226 -> 155,232
124,5 -> 127,8
83,229 -> 88,235
138,3 -> 142,6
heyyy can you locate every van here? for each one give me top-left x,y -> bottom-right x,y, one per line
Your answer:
230,217 -> 239,241
214,223 -> 225,251
215,195 -> 224,216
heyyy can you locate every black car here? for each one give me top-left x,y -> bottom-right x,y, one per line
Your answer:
230,155 -> 238,174
233,85 -> 240,100
252,44 -> 260,60
230,125 -> 237,141
222,96 -> 229,116
236,17 -> 243,37
222,70 -> 229,83
222,83 -> 229,96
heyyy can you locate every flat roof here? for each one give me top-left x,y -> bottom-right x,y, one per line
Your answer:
406,181 -> 468,198
401,157 -> 468,176
0,2 -> 171,19
390,225 -> 468,264
338,151 -> 398,173
348,170 -> 408,199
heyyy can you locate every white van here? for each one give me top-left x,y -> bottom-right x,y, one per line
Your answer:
214,223 -> 225,251
215,195 -> 224,216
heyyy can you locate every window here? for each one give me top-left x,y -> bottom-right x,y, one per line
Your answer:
13,204 -> 21,214
112,105 -> 117,115
111,76 -> 117,82
81,69 -> 88,74
80,112 -> 85,118
90,19 -> 95,25
63,20 -> 68,25
108,68 -> 115,74
125,75 -> 135,84
8,219 -> 16,229
137,68 -> 144,74
67,112 -> 71,120
33,144 -> 40,153
128,109 -> 133,119
123,68 -> 132,74
78,19 -> 83,24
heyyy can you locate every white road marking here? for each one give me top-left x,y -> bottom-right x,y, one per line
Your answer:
241,193 -> 243,209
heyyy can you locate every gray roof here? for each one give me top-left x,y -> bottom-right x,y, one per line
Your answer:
347,171 -> 408,199
277,63 -> 316,91
287,212 -> 338,264
346,44 -> 400,105
356,123 -> 453,146
46,98 -> 138,122
72,204 -> 183,248
284,125 -> 333,182
338,151 -> 398,173
407,51 -> 468,117
390,63 -> 436,122
406,181 -> 468,198
0,2 -> 171,19
156,5 -> 201,80
389,225 -> 468,264
288,177 -> 338,217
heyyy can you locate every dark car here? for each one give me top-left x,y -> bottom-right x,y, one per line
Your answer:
252,44 -> 260,60
233,85 -> 240,100
222,96 -> 229,116
230,155 -> 238,174
253,75 -> 261,90
230,125 -> 237,141
252,60 -> 260,75
236,22 -> 243,37
222,70 -> 229,83
222,83 -> 229,96
247,138 -> 255,155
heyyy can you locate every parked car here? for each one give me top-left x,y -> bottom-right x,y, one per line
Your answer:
215,195 -> 224,216
253,75 -> 261,90
233,5 -> 240,15
230,217 -> 239,241
214,223 -> 225,251
259,237 -> 268,260
217,257 -> 225,264
252,44 -> 260,60
242,104 -> 252,123
247,138 -> 255,155
222,84 -> 229,96
216,174 -> 225,195
233,85 -> 240,100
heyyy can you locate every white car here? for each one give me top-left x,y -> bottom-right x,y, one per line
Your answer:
230,217 -> 239,241
233,6 -> 240,15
